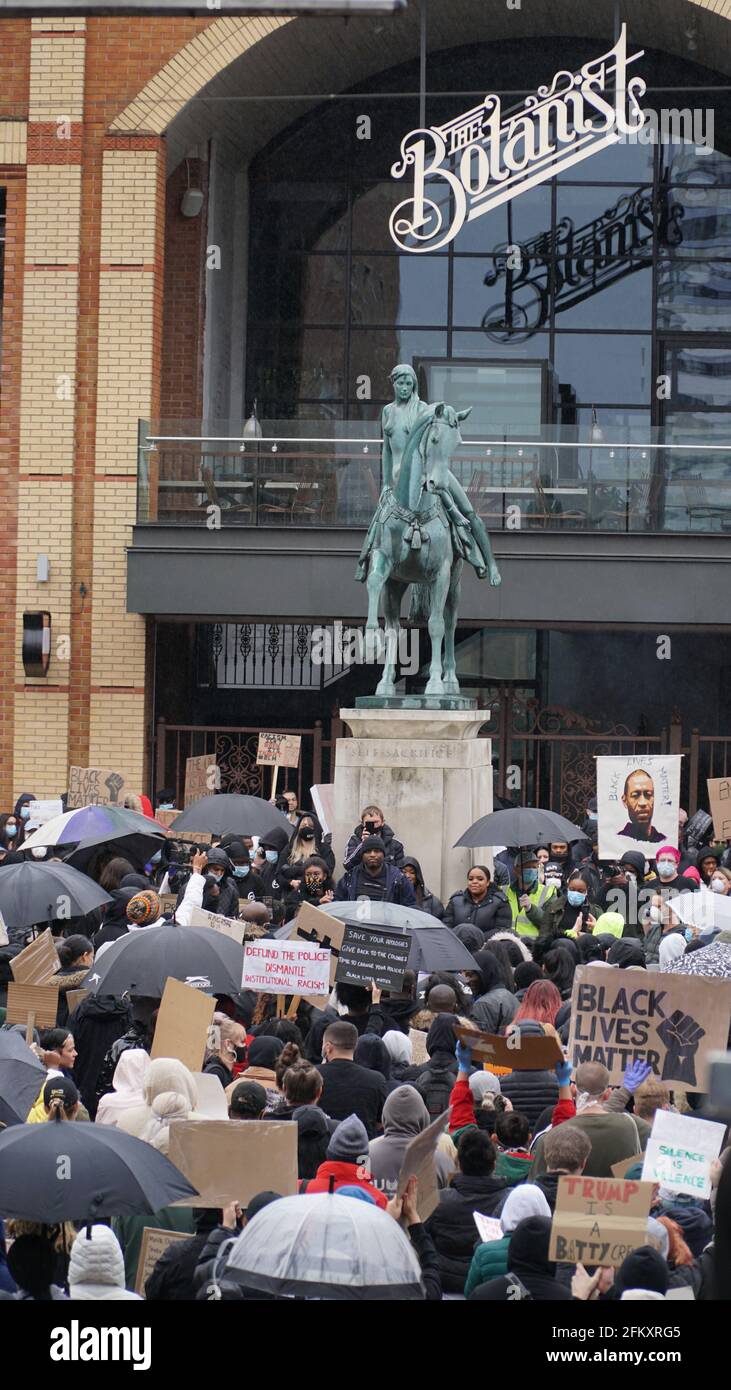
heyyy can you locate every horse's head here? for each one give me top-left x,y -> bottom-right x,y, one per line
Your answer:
429,403 -> 472,452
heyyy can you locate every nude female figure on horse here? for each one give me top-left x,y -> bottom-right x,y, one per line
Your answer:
355,364 -> 501,698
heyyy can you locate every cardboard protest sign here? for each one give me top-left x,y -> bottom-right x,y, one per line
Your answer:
135,1228 -> 190,1298
67,765 -> 130,809
708,777 -> 731,843
154,809 -> 178,829
641,1110 -> 725,1199
310,784 -> 335,836
189,905 -> 245,946
256,733 -> 301,768
568,964 -> 731,1090
10,929 -> 60,986
191,1072 -> 229,1120
65,988 -> 89,1017
549,1175 -> 654,1267
611,1152 -> 645,1179
335,924 -> 411,991
474,1213 -> 502,1243
158,892 -> 178,916
397,1108 -> 450,1223
596,755 -> 681,860
26,798 -> 63,831
0,912 -> 8,948
6,982 -> 60,1030
164,829 -> 214,847
454,1023 -> 563,1071
184,755 -> 216,809
290,900 -> 345,986
409,1028 -> 429,1068
242,937 -> 331,996
168,1119 -> 298,1207
150,978 -> 215,1073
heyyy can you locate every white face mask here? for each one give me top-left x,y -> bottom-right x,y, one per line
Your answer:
545,876 -> 562,889
649,905 -> 664,924
656,861 -> 675,879
711,878 -> 727,894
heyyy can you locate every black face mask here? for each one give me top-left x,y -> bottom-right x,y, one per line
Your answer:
233,1046 -> 247,1063
300,830 -> 315,841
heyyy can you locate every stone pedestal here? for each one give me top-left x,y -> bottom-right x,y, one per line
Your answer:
334,707 -> 493,905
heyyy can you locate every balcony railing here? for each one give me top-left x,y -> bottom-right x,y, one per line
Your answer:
137,419 -> 731,535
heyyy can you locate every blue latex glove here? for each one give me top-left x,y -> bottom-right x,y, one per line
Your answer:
555,1058 -> 573,1086
623,1059 -> 653,1093
455,1040 -> 473,1072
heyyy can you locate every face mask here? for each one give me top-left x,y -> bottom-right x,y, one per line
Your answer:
158,802 -> 173,810
649,905 -> 664,924
233,1045 -> 247,1063
711,878 -> 726,893
684,927 -> 695,942
522,869 -> 538,887
20,806 -> 30,821
656,861 -> 675,879
208,871 -> 224,884
567,890 -> 586,906
150,851 -> 162,865
305,877 -> 324,895
233,865 -> 250,878
546,876 -> 562,889
5,824 -> 16,838
265,850 -> 279,864
300,830 -> 315,841
30,846 -> 46,859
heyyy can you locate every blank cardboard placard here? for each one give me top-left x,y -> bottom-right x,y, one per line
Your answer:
453,1023 -> 563,1071
150,978 -> 215,1073
168,1119 -> 298,1207
549,1175 -> 655,1267
10,929 -> 60,986
189,905 -> 245,946
135,1228 -> 191,1298
6,982 -> 60,1029
409,1028 -> 429,1068
610,1152 -> 645,1179
568,965 -> 731,1091
66,988 -> 89,1017
708,777 -> 731,843
397,1107 -> 449,1223
290,900 -> 345,987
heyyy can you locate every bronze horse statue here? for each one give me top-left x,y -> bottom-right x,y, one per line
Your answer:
364,404 -> 501,697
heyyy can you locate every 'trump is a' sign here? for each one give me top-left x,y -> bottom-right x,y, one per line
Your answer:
390,25 -> 646,253
568,965 -> 731,1091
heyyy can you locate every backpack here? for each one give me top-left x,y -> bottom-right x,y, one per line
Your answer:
413,1063 -> 455,1121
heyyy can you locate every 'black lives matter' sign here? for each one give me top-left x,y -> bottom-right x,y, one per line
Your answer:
568,965 -> 731,1091
335,925 -> 411,991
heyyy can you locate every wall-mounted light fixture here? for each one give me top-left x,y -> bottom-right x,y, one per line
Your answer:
36,554 -> 50,583
22,611 -> 51,677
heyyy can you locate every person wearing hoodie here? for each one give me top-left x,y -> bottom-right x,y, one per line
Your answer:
493,1110 -> 534,1185
91,886 -> 139,953
144,1209 -> 224,1302
333,836 -> 416,906
382,1029 -> 413,1082
12,792 -> 36,848
400,857 -> 444,920
54,935 -> 94,1027
405,1014 -> 460,1120
279,812 -> 335,880
239,1035 -> 285,1109
354,1032 -> 399,1094
253,826 -> 293,900
464,1184 -> 553,1297
368,1084 -> 455,1200
443,866 -> 511,936
299,1114 -> 388,1206
281,855 -> 335,921
344,805 -> 405,868
468,1214 -> 574,1300
92,996 -> 158,1117
464,950 -> 518,1035
425,1128 -> 508,1293
68,1225 -> 142,1301
95,1048 -> 150,1127
217,836 -> 266,903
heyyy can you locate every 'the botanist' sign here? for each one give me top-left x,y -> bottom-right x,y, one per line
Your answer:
390,25 -> 647,253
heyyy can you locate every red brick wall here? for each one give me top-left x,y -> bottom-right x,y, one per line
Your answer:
160,157 -> 208,422
0,20 -> 31,119
0,176 -> 25,807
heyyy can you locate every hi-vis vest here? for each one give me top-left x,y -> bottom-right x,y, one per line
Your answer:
506,881 -> 555,938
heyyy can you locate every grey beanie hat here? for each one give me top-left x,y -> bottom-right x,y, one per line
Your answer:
326,1113 -> 370,1164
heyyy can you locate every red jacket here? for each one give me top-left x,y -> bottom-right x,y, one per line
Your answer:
301,1160 -> 388,1208
551,1098 -> 577,1126
449,1077 -> 476,1135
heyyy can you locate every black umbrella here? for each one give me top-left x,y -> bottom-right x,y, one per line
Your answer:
0,1029 -> 47,1127
64,829 -> 164,875
170,794 -> 293,839
0,860 -> 112,932
455,807 -> 585,850
321,902 -> 479,974
84,920 -> 244,998
0,1120 -> 197,1221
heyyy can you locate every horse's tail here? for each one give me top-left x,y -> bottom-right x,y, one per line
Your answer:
409,583 -> 431,625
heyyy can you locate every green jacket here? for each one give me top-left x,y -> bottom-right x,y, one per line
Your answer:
464,1235 -> 510,1297
495,1150 -> 534,1185
113,1206 -> 196,1290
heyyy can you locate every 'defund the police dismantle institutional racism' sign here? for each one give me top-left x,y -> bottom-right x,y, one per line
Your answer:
389,25 -> 647,253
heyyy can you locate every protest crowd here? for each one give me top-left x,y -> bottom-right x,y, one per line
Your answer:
0,781 -> 730,1305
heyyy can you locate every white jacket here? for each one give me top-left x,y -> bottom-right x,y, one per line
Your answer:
68,1225 -> 142,1301
173,871 -> 205,926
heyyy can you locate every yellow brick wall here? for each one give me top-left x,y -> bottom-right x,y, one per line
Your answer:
18,270 -> 78,471
28,35 -> 86,122
90,482 -> 146,687
96,270 -> 157,472
24,165 -> 82,263
0,121 -> 27,164
88,691 -> 146,788
14,483 -> 74,686
13,691 -> 70,797
100,149 -> 159,264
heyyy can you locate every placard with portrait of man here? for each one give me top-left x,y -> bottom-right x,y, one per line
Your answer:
597,755 -> 682,859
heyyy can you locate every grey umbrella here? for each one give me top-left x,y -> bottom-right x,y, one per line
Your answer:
455,806 -> 585,850
0,1119 -> 197,1222
84,920 -> 244,998
320,901 -> 479,973
0,860 -> 111,933
0,1029 -> 47,1127
169,794 -> 293,839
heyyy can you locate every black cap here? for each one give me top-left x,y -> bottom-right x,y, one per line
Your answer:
43,1075 -> 79,1110
229,1080 -> 267,1118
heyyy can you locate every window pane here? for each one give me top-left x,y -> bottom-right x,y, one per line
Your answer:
451,330 -> 551,361
352,182 -> 448,255
662,348 -> 731,410
657,259 -> 731,331
453,257 -> 550,334
250,182 -> 348,253
554,334 -> 652,404
452,186 -> 551,255
350,256 -> 448,327
349,330 -> 447,392
661,185 -> 731,259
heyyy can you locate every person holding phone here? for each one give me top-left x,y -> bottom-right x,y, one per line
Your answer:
343,803 -> 406,869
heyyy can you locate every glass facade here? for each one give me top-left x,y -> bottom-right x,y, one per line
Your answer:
246,38 -> 731,464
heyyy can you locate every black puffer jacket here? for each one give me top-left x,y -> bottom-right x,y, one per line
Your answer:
344,822 -> 405,868
443,887 -> 512,936
70,993 -> 134,1117
401,857 -> 444,920
426,1173 -> 509,1293
500,1068 -> 559,1132
93,1018 -> 150,1116
255,826 -> 292,900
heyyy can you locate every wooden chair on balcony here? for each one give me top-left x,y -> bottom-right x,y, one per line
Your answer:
682,474 -> 729,530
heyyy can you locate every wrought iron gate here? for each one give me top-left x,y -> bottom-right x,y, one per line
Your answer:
154,719 -> 334,808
